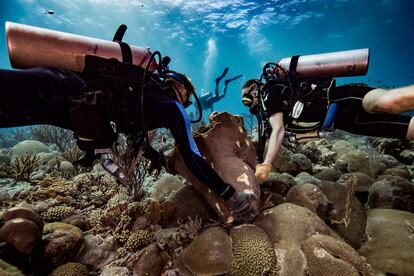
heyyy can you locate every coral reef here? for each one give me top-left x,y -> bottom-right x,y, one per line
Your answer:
0,111 -> 413,275
50,262 -> 88,276
167,112 -> 259,222
125,229 -> 154,252
228,224 -> 278,276
41,205 -> 76,222
183,226 -> 233,275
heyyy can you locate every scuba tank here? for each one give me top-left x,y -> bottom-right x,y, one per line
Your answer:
5,21 -> 158,73
276,48 -> 369,78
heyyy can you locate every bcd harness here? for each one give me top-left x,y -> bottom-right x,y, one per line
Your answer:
255,57 -> 339,161
69,24 -> 203,151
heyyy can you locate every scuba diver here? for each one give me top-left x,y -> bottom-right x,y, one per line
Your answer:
199,67 -> 242,113
0,22 -> 259,222
241,49 -> 414,184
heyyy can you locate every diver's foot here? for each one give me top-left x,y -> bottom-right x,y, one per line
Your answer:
224,74 -> 242,85
215,67 -> 229,85
97,153 -> 125,182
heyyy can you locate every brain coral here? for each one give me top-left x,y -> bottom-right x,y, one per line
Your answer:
228,224 -> 278,276
50,262 -> 88,276
302,234 -> 373,276
183,226 -> 233,275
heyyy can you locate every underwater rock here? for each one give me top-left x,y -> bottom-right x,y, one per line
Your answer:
358,209 -> 414,276
131,244 -> 170,276
314,168 -> 343,182
337,172 -> 373,205
0,218 -> 42,255
338,150 -> 372,177
380,154 -> 400,169
58,161 -> 76,177
254,203 -> 339,276
367,175 -> 414,212
334,159 -> 349,173
271,145 -> 295,173
167,112 -> 259,223
168,185 -> 213,222
382,166 -> 411,180
50,262 -> 88,276
0,259 -> 24,276
151,174 -> 185,202
400,148 -> 414,164
317,181 -> 367,249
228,224 -> 278,276
183,226 -> 233,275
302,234 -> 374,276
332,140 -> 354,160
62,214 -> 91,231
0,189 -> 10,205
317,146 -> 337,166
262,172 -> 296,196
11,140 -> 50,158
40,222 -> 84,268
1,206 -> 43,230
0,178 -> 32,198
295,173 -> 321,186
285,184 -> 330,220
0,152 -> 10,166
299,141 -> 321,163
100,266 -> 130,276
75,234 -> 117,270
291,153 -> 313,174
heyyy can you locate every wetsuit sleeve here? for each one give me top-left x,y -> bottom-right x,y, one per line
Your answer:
166,101 -> 233,197
263,83 -> 284,116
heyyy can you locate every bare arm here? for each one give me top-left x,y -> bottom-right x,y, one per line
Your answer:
263,112 -> 285,165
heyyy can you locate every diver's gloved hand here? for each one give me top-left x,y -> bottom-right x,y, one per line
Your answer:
255,163 -> 272,184
96,151 -> 125,183
226,191 -> 259,222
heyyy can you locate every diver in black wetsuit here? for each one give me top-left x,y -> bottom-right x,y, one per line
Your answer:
199,67 -> 242,114
0,63 -> 258,222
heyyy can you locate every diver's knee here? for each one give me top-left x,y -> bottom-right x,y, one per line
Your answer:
363,88 -> 387,113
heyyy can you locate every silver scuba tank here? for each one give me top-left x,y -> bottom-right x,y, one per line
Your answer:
5,21 -> 158,73
277,48 -> 369,78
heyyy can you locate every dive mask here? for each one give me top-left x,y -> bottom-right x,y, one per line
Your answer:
242,85 -> 259,108
166,72 -> 193,108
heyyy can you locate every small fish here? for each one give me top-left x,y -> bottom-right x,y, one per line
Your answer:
47,10 -> 54,15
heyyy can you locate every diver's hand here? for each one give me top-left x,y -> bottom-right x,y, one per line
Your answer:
226,191 -> 259,222
255,163 -> 272,184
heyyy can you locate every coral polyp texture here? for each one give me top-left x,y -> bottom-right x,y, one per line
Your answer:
229,224 -> 279,276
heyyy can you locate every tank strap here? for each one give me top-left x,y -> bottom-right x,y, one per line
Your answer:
113,24 -> 133,64
289,55 -> 300,74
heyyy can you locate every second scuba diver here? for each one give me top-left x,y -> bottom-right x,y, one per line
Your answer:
242,49 -> 414,184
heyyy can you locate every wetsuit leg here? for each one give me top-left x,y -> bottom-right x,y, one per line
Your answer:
154,99 -> 234,198
332,84 -> 412,139
0,67 -> 88,128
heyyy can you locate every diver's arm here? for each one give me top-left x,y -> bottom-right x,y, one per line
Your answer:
263,112 -> 285,164
255,112 -> 285,183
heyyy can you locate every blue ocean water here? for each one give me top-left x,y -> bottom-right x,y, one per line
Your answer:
0,0 -> 413,120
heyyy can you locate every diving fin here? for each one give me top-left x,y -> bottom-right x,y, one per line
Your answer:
215,67 -> 229,85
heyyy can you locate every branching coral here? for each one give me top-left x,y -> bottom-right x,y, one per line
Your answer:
0,153 -> 40,181
30,125 -> 75,152
110,136 -> 148,201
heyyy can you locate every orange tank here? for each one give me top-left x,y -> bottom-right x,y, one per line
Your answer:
6,21 -> 158,73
